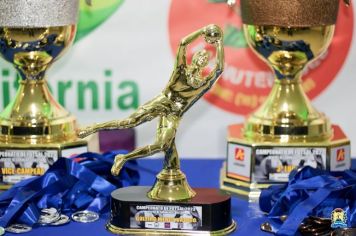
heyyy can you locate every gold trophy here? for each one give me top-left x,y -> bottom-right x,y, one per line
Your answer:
0,0 -> 88,188
79,25 -> 236,235
221,0 -> 351,200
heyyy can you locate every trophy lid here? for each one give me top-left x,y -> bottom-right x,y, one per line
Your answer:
241,0 -> 343,27
0,0 -> 80,27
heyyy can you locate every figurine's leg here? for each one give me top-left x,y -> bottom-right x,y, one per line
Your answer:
111,115 -> 179,176
163,142 -> 179,170
111,144 -> 162,176
158,116 -> 180,170
78,96 -> 165,138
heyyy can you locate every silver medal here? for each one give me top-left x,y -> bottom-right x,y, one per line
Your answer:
41,208 -> 59,216
71,210 -> 99,223
50,215 -> 70,226
5,224 -> 32,234
38,208 -> 61,225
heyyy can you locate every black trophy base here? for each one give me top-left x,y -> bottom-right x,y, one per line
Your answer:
107,186 -> 236,235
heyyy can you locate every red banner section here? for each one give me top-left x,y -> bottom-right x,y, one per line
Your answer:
169,0 -> 354,115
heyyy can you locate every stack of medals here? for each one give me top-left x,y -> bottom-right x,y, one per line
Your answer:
38,208 -> 67,226
4,208 -> 100,234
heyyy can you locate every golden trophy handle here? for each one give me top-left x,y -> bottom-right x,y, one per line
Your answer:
79,24 -> 224,201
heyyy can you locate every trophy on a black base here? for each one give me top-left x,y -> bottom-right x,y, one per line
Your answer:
0,0 -> 89,189
79,24 -> 236,235
220,0 -> 351,201
108,187 -> 234,235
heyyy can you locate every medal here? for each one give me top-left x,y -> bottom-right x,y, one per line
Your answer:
71,211 -> 99,223
50,215 -> 71,226
38,208 -> 61,225
6,224 -> 32,234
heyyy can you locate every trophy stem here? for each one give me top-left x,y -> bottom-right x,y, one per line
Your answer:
244,73 -> 332,143
148,168 -> 196,202
0,79 -> 78,144
147,145 -> 196,202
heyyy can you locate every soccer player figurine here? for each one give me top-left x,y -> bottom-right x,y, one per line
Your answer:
78,24 -> 224,201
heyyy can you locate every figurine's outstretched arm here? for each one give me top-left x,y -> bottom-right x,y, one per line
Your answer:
205,40 -> 224,83
184,25 -> 224,89
175,28 -> 205,67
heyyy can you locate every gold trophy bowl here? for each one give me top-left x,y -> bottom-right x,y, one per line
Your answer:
0,26 -> 78,144
243,25 -> 334,143
221,0 -> 351,200
0,0 -> 88,188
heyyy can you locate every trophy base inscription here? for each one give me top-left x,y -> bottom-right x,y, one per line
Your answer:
107,186 -> 236,235
220,124 -> 351,201
0,140 -> 88,189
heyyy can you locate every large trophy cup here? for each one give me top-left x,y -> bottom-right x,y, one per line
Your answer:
79,25 -> 236,235
0,0 -> 87,188
221,0 -> 351,200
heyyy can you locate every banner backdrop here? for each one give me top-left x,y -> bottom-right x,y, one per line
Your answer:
0,0 -> 355,158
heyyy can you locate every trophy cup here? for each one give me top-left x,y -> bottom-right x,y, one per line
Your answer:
79,24 -> 236,235
0,0 -> 88,188
220,0 -> 351,200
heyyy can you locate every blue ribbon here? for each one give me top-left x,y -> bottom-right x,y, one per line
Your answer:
0,151 -> 139,227
260,167 -> 356,236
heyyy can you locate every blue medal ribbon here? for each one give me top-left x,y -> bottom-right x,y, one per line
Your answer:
260,167 -> 356,236
0,150 -> 140,227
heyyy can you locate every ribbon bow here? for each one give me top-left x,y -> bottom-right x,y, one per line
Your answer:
0,151 -> 139,227
260,167 -> 356,236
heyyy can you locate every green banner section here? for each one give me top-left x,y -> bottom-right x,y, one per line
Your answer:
76,0 -> 125,42
224,24 -> 247,48
0,68 -> 139,112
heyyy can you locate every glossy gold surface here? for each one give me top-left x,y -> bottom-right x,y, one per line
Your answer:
79,24 -> 224,201
0,26 -> 80,144
243,25 -> 335,143
106,221 -> 237,236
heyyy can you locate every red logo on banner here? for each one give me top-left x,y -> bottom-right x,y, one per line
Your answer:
168,0 -> 354,115
337,149 -> 346,162
235,148 -> 245,161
